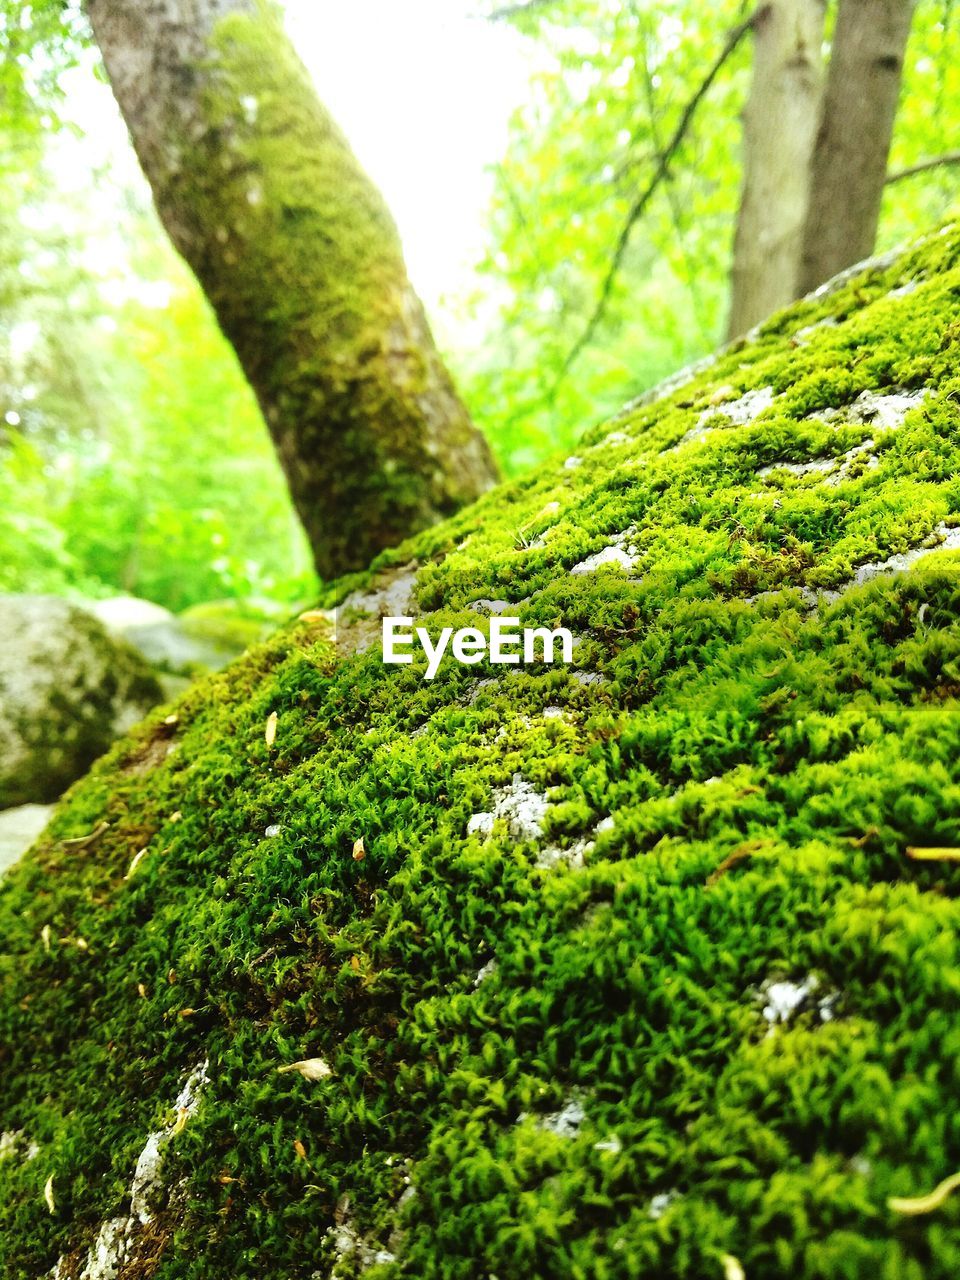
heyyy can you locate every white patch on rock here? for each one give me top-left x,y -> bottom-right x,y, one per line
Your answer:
340,566 -> 418,620
470,599 -> 518,615
648,1189 -> 680,1219
129,1059 -> 209,1224
845,387 -> 926,429
47,1060 -> 213,1280
79,1216 -> 133,1280
570,670 -> 608,687
699,385 -> 775,428
473,958 -> 498,987
467,774 -> 550,843
526,1092 -> 587,1138
571,544 -> 635,574
754,973 -> 837,1025
564,455 -> 583,469
535,834 -> 593,871
821,522 -> 960,601
571,525 -> 638,575
240,94 -> 258,124
264,824 -> 281,838
759,436 -> 879,486
129,1132 -> 165,1224
322,1195 -> 396,1278
0,1130 -> 23,1161
665,385 -> 775,453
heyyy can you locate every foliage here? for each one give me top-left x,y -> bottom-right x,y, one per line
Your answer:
0,121 -> 317,611
461,0 -> 960,472
1,222 -> 960,1277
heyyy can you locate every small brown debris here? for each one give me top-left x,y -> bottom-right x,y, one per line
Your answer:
265,711 -> 278,748
169,810 -> 182,823
849,826 -> 881,848
178,1008 -> 196,1019
137,983 -> 148,999
352,836 -> 365,862
293,1139 -> 307,1160
706,839 -> 772,887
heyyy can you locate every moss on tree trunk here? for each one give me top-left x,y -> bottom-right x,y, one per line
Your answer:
85,0 -> 498,579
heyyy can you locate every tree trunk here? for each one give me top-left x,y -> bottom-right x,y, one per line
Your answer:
798,0 -> 916,295
727,0 -> 826,339
84,0 -> 498,580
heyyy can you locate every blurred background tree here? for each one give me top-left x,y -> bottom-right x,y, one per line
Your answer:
1,0 -> 958,616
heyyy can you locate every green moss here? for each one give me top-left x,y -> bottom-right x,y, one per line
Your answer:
3,226 -> 960,1277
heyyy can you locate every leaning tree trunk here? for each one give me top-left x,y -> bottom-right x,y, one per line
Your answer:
727,0 -> 826,339
85,0 -> 498,580
798,0 -> 916,295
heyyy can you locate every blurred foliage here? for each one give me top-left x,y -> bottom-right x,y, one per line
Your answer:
2,0 -> 960,611
458,0 -> 960,472
0,4 -> 316,611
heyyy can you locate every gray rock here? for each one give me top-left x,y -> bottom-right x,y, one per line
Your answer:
0,804 -> 54,878
90,595 -> 240,674
0,595 -> 163,806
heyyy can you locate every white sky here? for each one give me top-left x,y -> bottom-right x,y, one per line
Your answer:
53,0 -> 534,331
284,0 -> 533,313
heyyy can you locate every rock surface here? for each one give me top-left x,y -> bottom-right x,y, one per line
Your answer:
0,596 -> 163,806
2,228 -> 960,1278
89,595 -> 247,675
0,805 -> 53,878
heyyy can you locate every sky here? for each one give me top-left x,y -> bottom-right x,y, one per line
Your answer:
284,0 -> 534,315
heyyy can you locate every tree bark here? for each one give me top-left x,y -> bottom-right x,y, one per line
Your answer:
727,0 -> 826,339
84,0 -> 498,580
798,0 -> 916,295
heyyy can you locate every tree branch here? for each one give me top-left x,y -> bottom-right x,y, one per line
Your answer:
885,150 -> 960,184
549,8 -> 758,396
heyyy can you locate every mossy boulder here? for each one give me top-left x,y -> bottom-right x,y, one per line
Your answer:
0,597 -> 163,808
3,226 -> 960,1279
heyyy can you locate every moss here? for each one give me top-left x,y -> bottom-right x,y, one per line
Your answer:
3,225 -> 960,1277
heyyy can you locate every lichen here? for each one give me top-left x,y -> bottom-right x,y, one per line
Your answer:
2,223 -> 960,1277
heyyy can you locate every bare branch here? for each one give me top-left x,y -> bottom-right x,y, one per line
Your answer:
885,150 -> 960,184
550,9 -> 758,395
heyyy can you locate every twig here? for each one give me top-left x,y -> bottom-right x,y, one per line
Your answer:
550,9 -> 758,396
885,150 -> 960,184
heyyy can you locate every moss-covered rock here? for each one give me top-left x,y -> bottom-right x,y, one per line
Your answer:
0,597 -> 163,808
3,225 -> 960,1278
